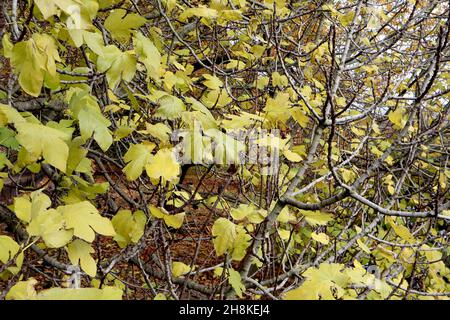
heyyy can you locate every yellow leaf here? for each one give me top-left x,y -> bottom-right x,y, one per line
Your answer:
123,143 -> 155,181
211,218 -> 250,260
172,261 -> 191,277
228,268 -> 245,298
5,278 -> 37,300
212,218 -> 237,256
163,212 -> 185,229
179,6 -> 218,21
284,263 -> 349,300
311,232 -> 330,245
203,74 -> 223,90
58,201 -> 115,243
104,9 -> 146,42
149,205 -> 185,229
15,122 -> 70,172
283,149 -> 302,162
300,210 -> 333,226
278,228 -> 291,240
0,235 -> 20,264
111,210 -> 147,248
155,95 -> 186,120
145,148 -> 180,182
277,206 -> 296,223
27,208 -> 74,248
230,203 -> 257,221
388,107 -> 406,129
66,239 -> 97,277
356,239 -> 371,254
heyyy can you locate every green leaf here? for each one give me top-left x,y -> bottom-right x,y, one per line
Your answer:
58,201 -> 115,243
66,239 -> 97,277
15,122 -> 70,172
0,127 -> 19,149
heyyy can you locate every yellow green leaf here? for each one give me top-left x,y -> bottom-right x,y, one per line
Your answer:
155,95 -> 186,120
97,46 -> 137,89
66,239 -> 97,277
203,74 -> 223,90
300,210 -> 333,226
15,122 -> 70,172
0,235 -> 20,264
5,278 -> 37,300
163,212 -> 185,229
145,148 -> 180,182
134,32 -> 162,81
172,261 -> 191,277
212,217 -> 237,256
283,149 -> 302,162
311,232 -> 330,245
228,268 -> 245,298
284,263 -> 349,300
27,208 -> 74,248
111,210 -> 147,248
388,107 -> 406,129
58,201 -> 115,243
104,9 -> 146,42
123,143 -> 155,181
179,6 -> 218,21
